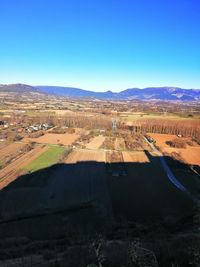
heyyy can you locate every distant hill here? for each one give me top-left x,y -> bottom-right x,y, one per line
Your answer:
37,86 -> 118,99
0,84 -> 199,101
118,87 -> 200,101
37,85 -> 200,101
0,83 -> 39,93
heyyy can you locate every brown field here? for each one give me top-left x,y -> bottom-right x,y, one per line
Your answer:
149,133 -> 200,165
115,137 -> 126,150
0,142 -> 7,150
85,135 -> 105,149
49,109 -> 75,115
23,132 -> 79,146
106,151 -> 124,163
148,133 -> 181,148
122,151 -> 150,163
74,128 -> 87,135
0,145 -> 47,189
179,148 -> 200,166
65,149 -> 106,163
0,142 -> 26,162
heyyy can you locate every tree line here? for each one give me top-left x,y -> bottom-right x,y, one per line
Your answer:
129,119 -> 200,140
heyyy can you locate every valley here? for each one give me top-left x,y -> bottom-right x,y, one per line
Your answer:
0,87 -> 199,266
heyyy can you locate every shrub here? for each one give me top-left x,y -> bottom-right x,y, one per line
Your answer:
28,131 -> 44,138
166,138 -> 186,148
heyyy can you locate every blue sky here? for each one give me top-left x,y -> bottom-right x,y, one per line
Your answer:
0,0 -> 200,91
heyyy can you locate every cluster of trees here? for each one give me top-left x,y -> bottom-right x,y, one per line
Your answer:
44,114 -> 113,130
3,113 -> 113,131
126,119 -> 200,140
9,113 -> 200,141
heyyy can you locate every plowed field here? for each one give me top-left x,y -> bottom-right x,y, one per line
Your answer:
86,136 -> 105,149
0,145 -> 48,189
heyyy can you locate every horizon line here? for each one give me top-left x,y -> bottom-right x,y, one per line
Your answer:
1,83 -> 200,92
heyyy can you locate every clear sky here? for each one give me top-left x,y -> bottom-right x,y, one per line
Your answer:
0,0 -> 200,91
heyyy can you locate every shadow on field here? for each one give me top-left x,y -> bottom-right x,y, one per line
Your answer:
0,151 -> 199,240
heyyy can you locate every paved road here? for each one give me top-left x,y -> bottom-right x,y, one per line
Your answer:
143,136 -> 193,197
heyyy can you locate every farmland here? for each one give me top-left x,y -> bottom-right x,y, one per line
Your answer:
24,132 -> 79,145
0,145 -> 48,189
149,133 -> 200,165
122,151 -> 150,163
65,149 -> 106,163
1,0 -> 200,262
0,93 -> 199,266
85,135 -> 105,149
23,146 -> 67,172
0,142 -> 28,169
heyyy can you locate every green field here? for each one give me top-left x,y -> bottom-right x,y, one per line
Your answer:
23,146 -> 66,172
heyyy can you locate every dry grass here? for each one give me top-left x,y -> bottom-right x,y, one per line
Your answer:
106,151 -> 123,163
101,137 -> 116,150
115,137 -> 126,150
122,151 -> 150,163
86,135 -> 105,149
65,149 -> 106,163
23,132 -> 79,146
149,133 -> 200,165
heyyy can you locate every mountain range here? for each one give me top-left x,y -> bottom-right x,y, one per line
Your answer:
0,84 -> 200,101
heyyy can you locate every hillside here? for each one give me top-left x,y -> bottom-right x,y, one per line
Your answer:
118,87 -> 200,100
37,86 -> 117,99
0,83 -> 39,93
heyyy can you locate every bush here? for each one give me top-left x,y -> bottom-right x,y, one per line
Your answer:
186,140 -> 196,146
28,131 -> 44,138
166,138 -> 186,148
66,128 -> 75,134
7,133 -> 23,142
50,128 -> 67,134
50,127 -> 75,134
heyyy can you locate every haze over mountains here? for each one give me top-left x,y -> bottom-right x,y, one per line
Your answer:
0,83 -> 200,101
